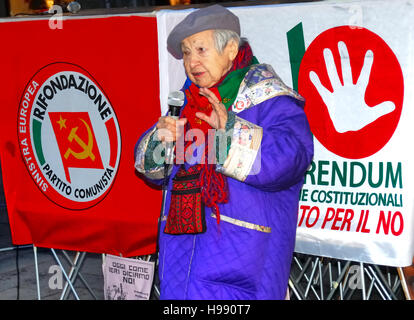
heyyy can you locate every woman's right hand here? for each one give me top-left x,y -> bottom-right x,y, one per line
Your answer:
156,116 -> 187,143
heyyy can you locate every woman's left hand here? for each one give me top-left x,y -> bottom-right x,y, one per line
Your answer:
196,87 -> 228,130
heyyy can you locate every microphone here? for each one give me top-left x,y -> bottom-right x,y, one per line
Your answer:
165,91 -> 185,165
155,91 -> 185,296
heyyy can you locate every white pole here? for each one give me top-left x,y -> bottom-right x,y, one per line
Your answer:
33,245 -> 41,300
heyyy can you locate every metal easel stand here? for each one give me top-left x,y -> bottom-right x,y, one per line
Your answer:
33,246 -> 98,300
289,253 -> 407,300
0,244 -> 31,253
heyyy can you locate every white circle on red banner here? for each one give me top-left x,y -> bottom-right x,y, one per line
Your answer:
17,62 -> 121,210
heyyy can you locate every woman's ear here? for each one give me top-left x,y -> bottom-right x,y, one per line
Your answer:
226,39 -> 239,61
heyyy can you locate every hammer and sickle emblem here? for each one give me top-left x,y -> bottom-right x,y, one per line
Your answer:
64,118 -> 96,161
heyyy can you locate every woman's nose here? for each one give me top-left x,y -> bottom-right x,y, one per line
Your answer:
188,54 -> 199,68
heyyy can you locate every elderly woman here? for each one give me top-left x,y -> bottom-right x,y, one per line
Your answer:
135,4 -> 313,300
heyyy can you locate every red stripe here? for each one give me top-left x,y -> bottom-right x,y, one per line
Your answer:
105,118 -> 118,168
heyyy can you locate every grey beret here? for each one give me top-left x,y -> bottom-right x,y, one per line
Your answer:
167,4 -> 241,59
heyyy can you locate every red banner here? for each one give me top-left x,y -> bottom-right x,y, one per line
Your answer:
0,15 -> 161,257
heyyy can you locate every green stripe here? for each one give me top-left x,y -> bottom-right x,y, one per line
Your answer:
287,22 -> 306,92
32,119 -> 45,166
218,56 -> 259,110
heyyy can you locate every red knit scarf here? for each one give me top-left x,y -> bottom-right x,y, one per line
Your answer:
180,42 -> 253,224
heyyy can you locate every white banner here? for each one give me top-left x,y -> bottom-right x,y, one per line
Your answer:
156,0 -> 414,267
103,254 -> 154,300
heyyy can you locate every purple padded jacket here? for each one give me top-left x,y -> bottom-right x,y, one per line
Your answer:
135,63 -> 314,300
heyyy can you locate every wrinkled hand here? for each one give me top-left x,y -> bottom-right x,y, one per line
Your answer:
196,87 -> 228,130
309,41 -> 395,133
156,116 -> 187,143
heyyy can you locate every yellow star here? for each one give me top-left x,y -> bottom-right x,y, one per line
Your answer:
57,115 -> 67,130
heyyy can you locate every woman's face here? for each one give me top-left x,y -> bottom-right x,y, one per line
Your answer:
181,30 -> 238,88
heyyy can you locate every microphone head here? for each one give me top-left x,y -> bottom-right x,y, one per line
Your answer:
168,91 -> 185,107
168,91 -> 185,117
